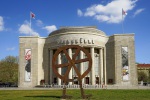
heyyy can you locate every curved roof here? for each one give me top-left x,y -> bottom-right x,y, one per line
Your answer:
48,26 -> 106,36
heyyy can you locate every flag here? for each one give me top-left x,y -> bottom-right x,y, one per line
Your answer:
122,9 -> 127,16
30,12 -> 35,19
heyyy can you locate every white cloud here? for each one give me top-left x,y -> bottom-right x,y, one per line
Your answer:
6,47 -> 15,51
77,9 -> 83,16
18,21 -> 39,36
133,8 -> 145,17
79,0 -> 138,23
36,20 -> 43,27
0,16 -> 4,31
43,25 -> 57,33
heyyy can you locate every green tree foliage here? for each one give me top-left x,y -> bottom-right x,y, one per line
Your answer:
0,56 -> 18,83
148,69 -> 150,82
138,71 -> 148,82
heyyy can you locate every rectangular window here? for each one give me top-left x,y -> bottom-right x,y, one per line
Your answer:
72,53 -> 80,76
25,49 -> 31,82
94,53 -> 99,75
61,53 -> 68,75
83,54 -> 89,76
121,47 -> 129,81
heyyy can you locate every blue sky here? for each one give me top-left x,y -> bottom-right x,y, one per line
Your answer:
0,0 -> 149,63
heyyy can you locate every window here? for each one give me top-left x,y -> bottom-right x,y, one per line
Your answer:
121,47 -> 129,81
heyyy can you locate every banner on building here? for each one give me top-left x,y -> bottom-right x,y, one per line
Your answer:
25,49 -> 31,81
121,47 -> 129,81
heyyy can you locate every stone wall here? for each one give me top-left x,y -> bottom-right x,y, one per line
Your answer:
19,36 -> 46,87
106,36 -> 115,84
113,34 -> 138,86
106,34 -> 137,86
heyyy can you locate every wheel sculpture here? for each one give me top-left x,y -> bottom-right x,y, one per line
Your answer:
52,45 -> 92,99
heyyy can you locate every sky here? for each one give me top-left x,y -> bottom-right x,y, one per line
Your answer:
0,0 -> 149,63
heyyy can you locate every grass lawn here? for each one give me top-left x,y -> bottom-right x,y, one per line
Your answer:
0,89 -> 150,100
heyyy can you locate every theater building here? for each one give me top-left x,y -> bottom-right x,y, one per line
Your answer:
18,26 -> 138,88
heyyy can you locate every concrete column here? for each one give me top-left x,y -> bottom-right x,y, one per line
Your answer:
68,48 -> 72,85
104,47 -> 107,85
58,54 -> 61,85
50,49 -> 53,85
90,47 -> 95,85
100,48 -> 104,85
80,50 -> 84,84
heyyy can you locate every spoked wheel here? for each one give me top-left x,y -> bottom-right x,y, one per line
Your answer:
52,45 -> 92,99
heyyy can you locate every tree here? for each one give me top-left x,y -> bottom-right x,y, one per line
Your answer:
138,71 -> 148,82
0,56 -> 18,83
148,69 -> 150,82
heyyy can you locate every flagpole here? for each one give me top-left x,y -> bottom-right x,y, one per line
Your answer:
122,13 -> 124,34
30,12 -> 32,36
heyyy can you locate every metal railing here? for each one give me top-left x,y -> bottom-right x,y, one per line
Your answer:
43,84 -> 106,89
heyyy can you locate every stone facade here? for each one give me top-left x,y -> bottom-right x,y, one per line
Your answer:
18,26 -> 138,88
106,34 -> 137,86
